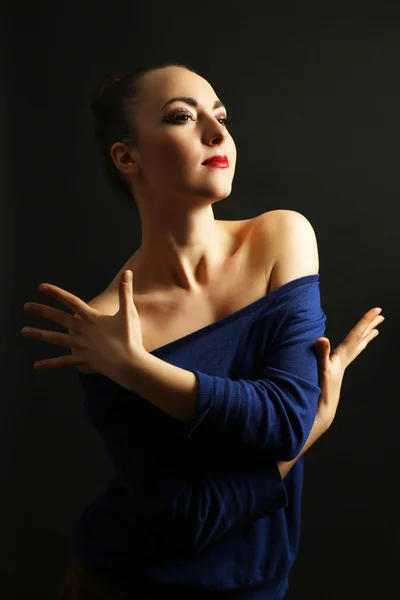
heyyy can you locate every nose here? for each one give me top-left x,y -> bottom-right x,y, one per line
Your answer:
203,117 -> 228,146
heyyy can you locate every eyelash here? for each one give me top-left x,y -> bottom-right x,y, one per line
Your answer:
164,109 -> 231,127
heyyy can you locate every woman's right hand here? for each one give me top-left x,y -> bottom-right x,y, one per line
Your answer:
314,307 -> 385,431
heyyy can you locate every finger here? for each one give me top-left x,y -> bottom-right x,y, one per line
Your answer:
38,284 -> 98,322
360,315 -> 384,341
21,327 -> 84,349
347,328 -> 380,364
33,355 -> 87,370
340,326 -> 380,367
333,309 -> 383,362
357,308 -> 383,333
347,315 -> 384,361
356,308 -> 382,332
23,302 -> 86,332
119,270 -> 134,315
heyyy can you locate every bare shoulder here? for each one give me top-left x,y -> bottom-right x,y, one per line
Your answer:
254,209 -> 319,292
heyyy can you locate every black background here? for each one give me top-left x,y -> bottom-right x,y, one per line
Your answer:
4,2 -> 398,598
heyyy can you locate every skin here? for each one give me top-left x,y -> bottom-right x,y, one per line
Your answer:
110,65 -> 237,296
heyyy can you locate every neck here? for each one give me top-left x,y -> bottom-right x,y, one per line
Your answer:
131,205 -> 232,295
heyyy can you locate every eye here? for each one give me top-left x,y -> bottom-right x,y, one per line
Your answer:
164,108 -> 231,127
217,116 -> 231,127
163,108 -> 195,124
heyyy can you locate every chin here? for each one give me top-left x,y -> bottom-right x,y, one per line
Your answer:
172,179 -> 233,205
193,180 -> 233,199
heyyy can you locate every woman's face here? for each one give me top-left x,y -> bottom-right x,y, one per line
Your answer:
127,66 -> 237,205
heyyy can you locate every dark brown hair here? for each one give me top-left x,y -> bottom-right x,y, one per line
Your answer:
90,62 -> 198,201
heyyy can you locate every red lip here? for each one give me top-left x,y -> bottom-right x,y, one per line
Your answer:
202,155 -> 229,167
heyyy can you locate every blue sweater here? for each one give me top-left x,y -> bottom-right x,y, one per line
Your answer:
72,274 -> 326,599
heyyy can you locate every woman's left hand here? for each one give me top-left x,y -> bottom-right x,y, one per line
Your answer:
21,270 -> 145,387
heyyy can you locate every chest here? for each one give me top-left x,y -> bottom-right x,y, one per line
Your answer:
137,256 -> 270,354
79,215 -> 277,372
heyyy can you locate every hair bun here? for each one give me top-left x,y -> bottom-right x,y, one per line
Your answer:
90,74 -> 121,111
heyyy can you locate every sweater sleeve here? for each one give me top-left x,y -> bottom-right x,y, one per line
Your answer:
139,463 -> 288,555
83,410 -> 288,554
179,282 -> 327,462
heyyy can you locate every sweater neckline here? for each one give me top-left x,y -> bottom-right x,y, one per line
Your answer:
148,273 -> 319,355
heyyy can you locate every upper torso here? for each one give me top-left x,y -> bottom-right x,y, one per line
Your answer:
73,264 -> 325,596
78,211 -> 282,372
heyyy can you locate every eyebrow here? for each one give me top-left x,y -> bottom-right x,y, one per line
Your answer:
160,96 -> 226,111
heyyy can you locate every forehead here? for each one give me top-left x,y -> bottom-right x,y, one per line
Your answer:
137,67 -> 219,111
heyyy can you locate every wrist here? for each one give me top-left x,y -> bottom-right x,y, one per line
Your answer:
121,348 -> 150,391
315,409 -> 333,435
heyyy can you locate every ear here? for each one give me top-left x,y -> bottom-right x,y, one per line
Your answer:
111,141 -> 141,177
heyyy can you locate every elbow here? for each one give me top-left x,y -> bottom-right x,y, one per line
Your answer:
276,422 -> 313,461
277,444 -> 305,462
277,397 -> 318,460
278,445 -> 302,462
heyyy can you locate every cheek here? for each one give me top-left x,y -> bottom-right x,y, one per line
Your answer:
142,131 -> 192,172
228,136 -> 237,160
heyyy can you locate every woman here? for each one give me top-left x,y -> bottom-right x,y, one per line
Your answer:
22,63 -> 384,599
